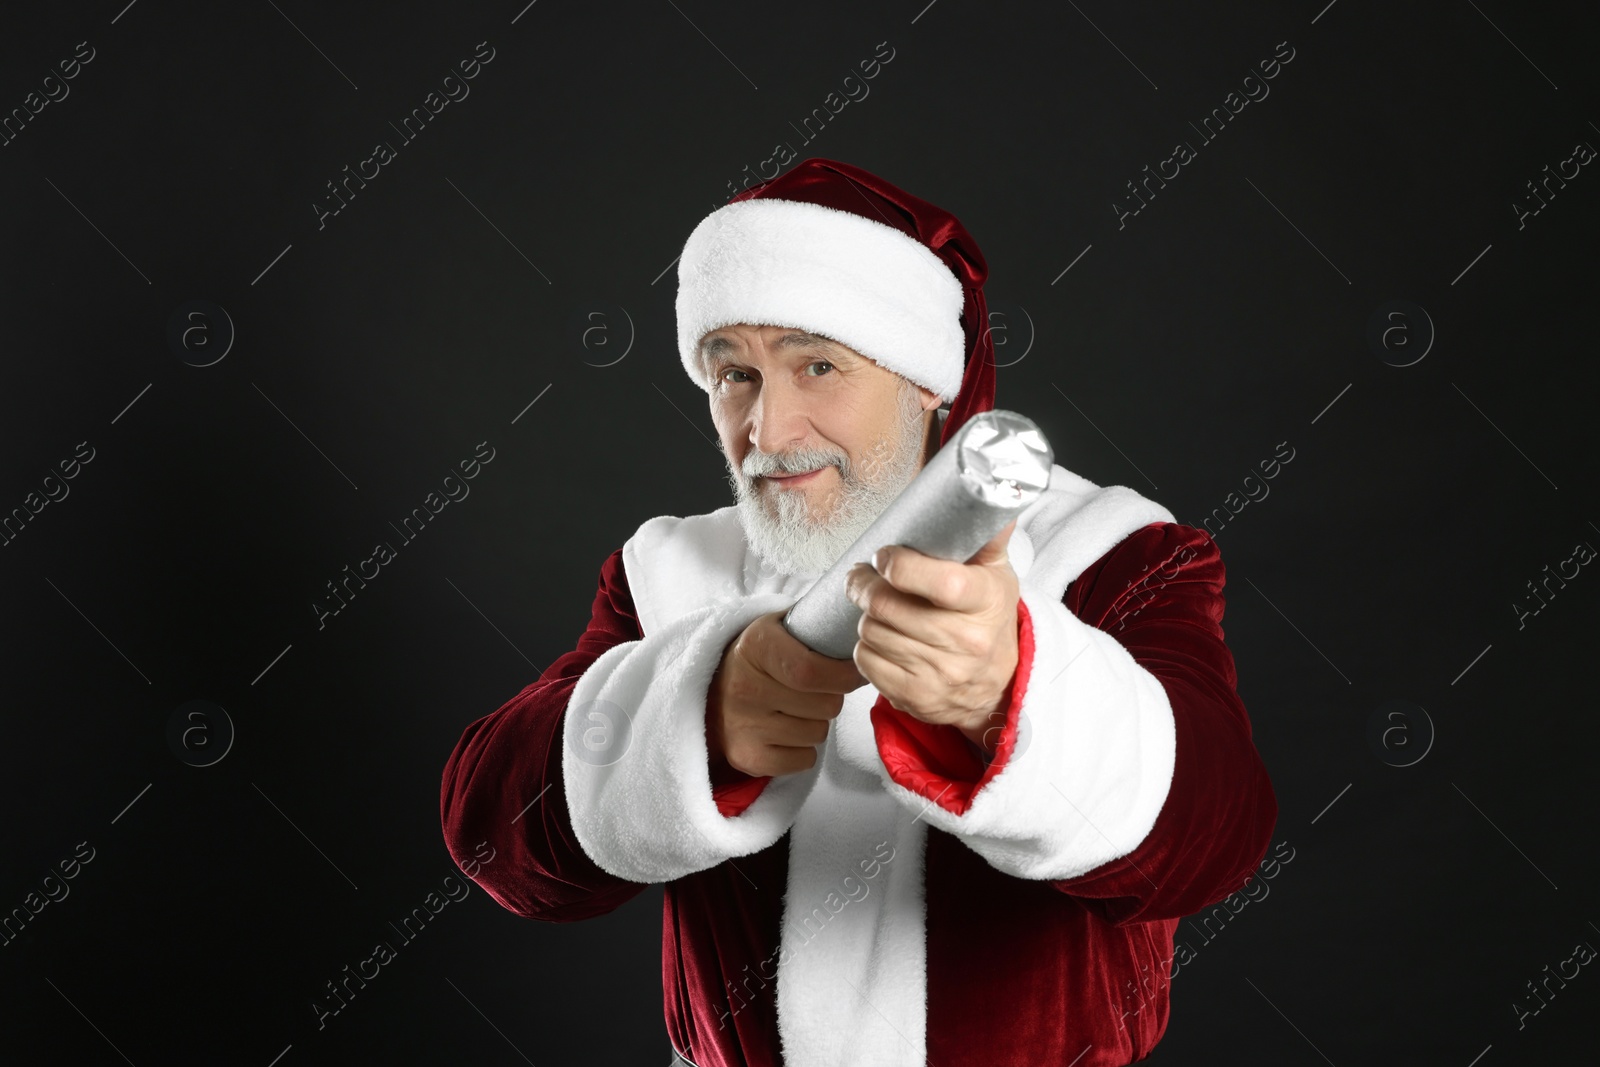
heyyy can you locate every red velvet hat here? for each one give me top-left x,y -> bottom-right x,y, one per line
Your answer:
675,158 -> 995,448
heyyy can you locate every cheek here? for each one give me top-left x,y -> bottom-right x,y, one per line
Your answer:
852,419 -> 906,473
808,409 -> 864,456
709,406 -> 741,451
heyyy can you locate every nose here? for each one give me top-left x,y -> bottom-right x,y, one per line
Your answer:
749,377 -> 812,459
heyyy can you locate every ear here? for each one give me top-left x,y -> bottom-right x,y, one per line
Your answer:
916,384 -> 941,411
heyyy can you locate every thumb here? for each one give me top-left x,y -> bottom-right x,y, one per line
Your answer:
966,518 -> 1017,567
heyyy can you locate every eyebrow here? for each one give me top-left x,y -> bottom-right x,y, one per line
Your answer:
774,331 -> 842,353
699,331 -> 854,373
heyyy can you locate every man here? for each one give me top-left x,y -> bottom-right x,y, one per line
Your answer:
439,158 -> 1277,1067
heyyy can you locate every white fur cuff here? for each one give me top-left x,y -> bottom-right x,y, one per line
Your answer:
878,580 -> 1177,881
562,592 -> 820,883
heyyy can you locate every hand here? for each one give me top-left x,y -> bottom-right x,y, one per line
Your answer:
844,519 -> 1021,753
706,609 -> 869,778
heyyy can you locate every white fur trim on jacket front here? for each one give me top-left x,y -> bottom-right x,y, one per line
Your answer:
675,198 -> 966,401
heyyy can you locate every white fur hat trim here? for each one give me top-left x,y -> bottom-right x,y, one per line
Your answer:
675,198 -> 966,401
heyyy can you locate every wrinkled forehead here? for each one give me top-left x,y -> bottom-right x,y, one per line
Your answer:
701,327 -> 834,355
697,327 -> 868,371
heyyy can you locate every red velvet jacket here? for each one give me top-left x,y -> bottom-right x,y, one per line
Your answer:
439,521 -> 1277,1065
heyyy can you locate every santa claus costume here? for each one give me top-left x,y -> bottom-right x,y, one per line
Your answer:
439,158 -> 1277,1066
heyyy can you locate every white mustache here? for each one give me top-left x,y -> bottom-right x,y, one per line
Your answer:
742,449 -> 848,480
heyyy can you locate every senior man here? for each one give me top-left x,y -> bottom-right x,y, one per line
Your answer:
439,158 -> 1278,1067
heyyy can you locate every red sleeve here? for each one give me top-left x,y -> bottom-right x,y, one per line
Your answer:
874,521 -> 1278,924
869,602 -> 1033,806
709,757 -> 771,818
438,547 -> 650,921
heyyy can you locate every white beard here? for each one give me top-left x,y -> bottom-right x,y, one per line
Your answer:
725,383 -> 930,579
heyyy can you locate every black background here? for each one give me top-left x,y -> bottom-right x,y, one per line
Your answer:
2,1 -> 1596,1063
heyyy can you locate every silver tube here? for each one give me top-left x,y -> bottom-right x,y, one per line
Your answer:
781,409 -> 1054,659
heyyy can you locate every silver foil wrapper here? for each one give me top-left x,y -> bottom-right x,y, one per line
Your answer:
780,409 -> 1054,660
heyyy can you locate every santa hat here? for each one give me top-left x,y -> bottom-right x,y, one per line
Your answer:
674,158 -> 995,447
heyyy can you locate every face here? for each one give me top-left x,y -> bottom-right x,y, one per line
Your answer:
701,323 -> 942,577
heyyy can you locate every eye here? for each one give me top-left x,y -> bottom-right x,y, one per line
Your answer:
718,367 -> 752,384
805,361 -> 835,377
